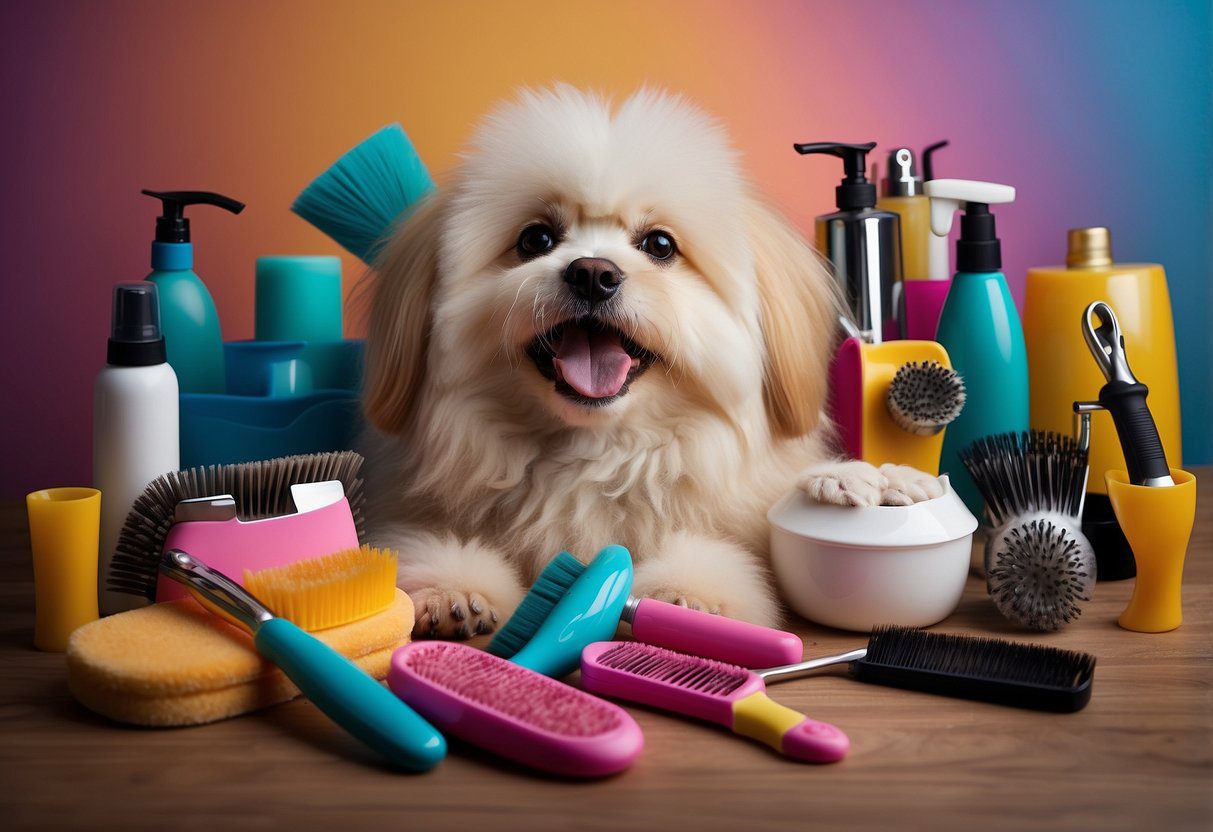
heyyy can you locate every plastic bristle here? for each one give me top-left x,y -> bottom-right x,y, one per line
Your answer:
959,429 -> 1089,526
864,626 -> 1096,691
242,546 -> 397,631
488,552 -> 586,658
107,451 -> 367,601
291,123 -> 435,264
988,518 -> 1095,631
593,642 -> 749,697
887,360 -> 967,436
401,643 -> 621,736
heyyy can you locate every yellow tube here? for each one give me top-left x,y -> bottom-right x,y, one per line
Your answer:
1105,469 -> 1196,633
26,488 -> 101,651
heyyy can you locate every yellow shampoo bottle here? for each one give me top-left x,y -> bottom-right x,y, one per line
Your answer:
877,148 -> 932,281
1024,228 -> 1182,578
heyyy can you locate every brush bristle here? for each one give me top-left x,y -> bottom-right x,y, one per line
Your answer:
242,546 -> 397,631
488,551 -> 586,658
987,516 -> 1095,631
887,360 -> 967,436
592,642 -> 749,697
107,451 -> 366,600
864,625 -> 1096,690
400,642 -> 622,735
959,430 -> 1089,525
291,123 -> 435,264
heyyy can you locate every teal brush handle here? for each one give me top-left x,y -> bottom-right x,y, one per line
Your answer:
255,618 -> 446,771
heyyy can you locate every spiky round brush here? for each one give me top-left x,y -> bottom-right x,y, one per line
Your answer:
987,514 -> 1095,631
886,360 -> 967,436
960,430 -> 1096,631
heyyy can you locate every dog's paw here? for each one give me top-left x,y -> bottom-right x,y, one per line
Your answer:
878,463 -> 943,506
797,459 -> 888,507
409,586 -> 502,640
646,588 -> 723,616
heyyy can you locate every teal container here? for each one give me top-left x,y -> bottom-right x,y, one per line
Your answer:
147,245 -> 225,395
255,256 -> 343,342
935,270 -> 1029,516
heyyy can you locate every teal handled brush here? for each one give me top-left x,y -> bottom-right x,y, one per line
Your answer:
159,549 -> 447,771
490,546 -> 803,678
291,124 -> 435,264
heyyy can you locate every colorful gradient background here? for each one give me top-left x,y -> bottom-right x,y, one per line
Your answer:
1,0 -> 1210,497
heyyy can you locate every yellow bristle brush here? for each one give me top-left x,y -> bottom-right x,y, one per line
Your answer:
243,546 -> 398,631
68,546 -> 408,728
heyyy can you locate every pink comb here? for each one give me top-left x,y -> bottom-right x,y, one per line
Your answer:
388,642 -> 643,777
580,641 -> 849,764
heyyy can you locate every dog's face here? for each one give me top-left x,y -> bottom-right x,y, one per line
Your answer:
365,86 -> 837,439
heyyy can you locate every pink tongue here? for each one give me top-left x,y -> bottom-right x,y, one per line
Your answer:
553,327 -> 634,399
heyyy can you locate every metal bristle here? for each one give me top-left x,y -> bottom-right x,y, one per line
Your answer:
959,429 -> 1090,526
886,360 -> 967,436
106,451 -> 367,600
595,642 -> 749,697
987,517 -> 1096,631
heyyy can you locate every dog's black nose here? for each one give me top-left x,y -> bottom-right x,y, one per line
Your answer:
564,257 -> 623,303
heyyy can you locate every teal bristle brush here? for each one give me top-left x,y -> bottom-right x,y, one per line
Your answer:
489,545 -> 803,678
291,123 -> 435,264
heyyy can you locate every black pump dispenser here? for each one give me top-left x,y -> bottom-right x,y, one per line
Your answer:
793,142 -> 878,210
957,202 -> 1001,272
921,140 -> 949,182
795,140 -> 903,342
141,190 -> 246,243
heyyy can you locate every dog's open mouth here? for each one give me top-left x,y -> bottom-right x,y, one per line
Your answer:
526,318 -> 656,407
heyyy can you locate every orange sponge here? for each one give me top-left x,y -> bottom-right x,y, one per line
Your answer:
67,589 -> 413,727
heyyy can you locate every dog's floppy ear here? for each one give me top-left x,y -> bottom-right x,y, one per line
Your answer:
747,199 -> 842,439
361,193 -> 446,435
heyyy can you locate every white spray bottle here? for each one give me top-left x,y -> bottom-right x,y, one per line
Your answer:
94,283 -> 179,615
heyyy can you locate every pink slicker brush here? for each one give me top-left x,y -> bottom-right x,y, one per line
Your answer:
580,641 -> 849,764
389,641 -> 643,777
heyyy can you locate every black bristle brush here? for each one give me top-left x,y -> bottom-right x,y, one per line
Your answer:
106,451 -> 366,600
960,429 -> 1096,631
887,360 -> 967,436
746,625 -> 1095,712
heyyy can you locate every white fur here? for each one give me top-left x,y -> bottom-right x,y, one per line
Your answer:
360,86 -> 937,633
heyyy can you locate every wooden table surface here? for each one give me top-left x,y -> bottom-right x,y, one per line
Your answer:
2,475 -> 1211,832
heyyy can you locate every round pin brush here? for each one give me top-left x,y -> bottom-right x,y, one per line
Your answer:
887,360 -> 967,436
961,430 -> 1096,631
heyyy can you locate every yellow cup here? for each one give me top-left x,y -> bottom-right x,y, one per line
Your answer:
26,487 -> 101,651
1105,469 -> 1196,633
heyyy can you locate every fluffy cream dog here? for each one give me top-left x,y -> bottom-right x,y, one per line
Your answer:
361,86 -> 940,636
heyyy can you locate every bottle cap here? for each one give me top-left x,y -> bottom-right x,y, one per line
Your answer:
1067,227 -> 1113,268
883,148 -> 923,196
107,283 -> 166,366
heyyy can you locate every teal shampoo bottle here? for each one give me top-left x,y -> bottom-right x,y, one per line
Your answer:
926,179 -> 1028,516
142,190 -> 245,394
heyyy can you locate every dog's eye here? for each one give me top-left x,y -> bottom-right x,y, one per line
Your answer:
516,224 -> 558,260
639,230 -> 677,261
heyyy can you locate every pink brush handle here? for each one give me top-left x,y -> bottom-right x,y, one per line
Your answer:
629,598 -> 803,667
782,717 -> 850,764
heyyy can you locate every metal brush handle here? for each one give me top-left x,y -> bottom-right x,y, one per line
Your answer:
1077,301 -> 1173,487
755,648 -> 869,684
159,549 -> 272,632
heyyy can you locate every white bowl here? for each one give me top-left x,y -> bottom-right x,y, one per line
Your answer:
768,475 -> 978,632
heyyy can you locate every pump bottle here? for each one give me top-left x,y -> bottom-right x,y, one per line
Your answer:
94,283 -> 179,615
927,179 -> 1027,516
142,190 -> 245,393
795,142 -> 903,343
